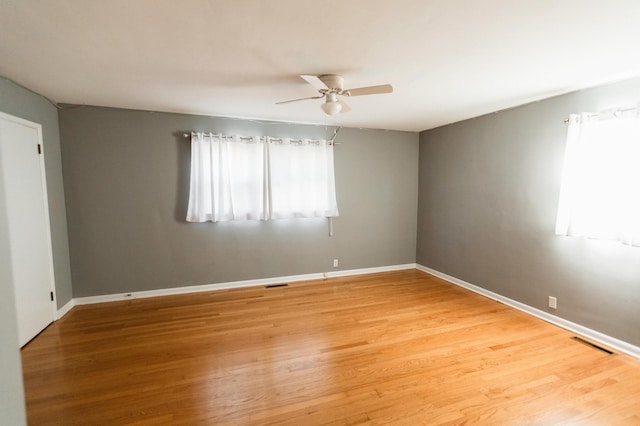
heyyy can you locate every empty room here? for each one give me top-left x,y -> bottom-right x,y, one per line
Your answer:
2,1 -> 640,424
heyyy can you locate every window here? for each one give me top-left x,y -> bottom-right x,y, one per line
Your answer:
186,133 -> 339,222
555,107 -> 640,246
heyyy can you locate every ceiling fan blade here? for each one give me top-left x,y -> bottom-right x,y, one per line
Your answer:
300,74 -> 328,90
338,100 -> 351,113
276,95 -> 324,105
343,84 -> 393,97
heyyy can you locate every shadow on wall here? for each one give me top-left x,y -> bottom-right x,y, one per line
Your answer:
173,131 -> 192,223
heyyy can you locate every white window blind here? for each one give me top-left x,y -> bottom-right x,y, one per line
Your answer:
555,107 -> 640,246
186,132 -> 339,222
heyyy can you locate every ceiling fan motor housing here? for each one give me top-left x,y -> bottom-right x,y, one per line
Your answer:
319,74 -> 344,92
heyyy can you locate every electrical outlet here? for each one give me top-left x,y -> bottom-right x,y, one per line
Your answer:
333,258 -> 339,267
548,296 -> 557,309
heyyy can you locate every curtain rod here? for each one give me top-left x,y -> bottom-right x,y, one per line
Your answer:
563,105 -> 637,123
182,132 -> 341,144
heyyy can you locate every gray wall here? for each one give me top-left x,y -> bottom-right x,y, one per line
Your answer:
0,77 -> 73,309
417,77 -> 640,347
59,107 -> 418,297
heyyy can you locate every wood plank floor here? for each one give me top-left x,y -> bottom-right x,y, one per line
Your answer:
21,270 -> 640,425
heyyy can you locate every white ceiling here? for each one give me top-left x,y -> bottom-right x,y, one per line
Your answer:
2,0 -> 640,132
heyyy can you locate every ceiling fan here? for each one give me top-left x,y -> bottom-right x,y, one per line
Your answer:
276,74 -> 393,115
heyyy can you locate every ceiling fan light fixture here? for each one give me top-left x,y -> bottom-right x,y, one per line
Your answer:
321,93 -> 342,115
321,101 -> 342,115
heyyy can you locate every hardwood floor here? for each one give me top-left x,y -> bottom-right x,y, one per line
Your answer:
21,270 -> 640,425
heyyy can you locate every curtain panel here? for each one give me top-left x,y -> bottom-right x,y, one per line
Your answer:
555,108 -> 640,246
186,133 -> 339,222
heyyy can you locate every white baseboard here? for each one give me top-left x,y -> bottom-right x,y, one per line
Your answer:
416,264 -> 640,359
74,272 -> 324,305
325,263 -> 416,278
56,298 -> 75,319
73,263 -> 417,306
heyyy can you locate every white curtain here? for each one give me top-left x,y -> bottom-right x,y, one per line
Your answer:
186,133 -> 339,222
268,138 -> 339,219
555,108 -> 640,246
186,134 -> 266,222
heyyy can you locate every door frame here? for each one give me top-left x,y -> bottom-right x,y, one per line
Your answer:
0,111 -> 57,326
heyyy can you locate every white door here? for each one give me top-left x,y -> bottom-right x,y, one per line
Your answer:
0,112 -> 56,347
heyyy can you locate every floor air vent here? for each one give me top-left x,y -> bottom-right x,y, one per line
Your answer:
571,336 -> 614,355
265,283 -> 288,288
